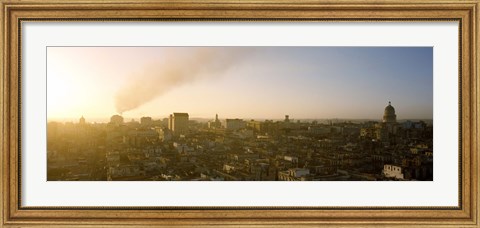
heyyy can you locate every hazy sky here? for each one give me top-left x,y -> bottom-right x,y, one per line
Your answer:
47,46 -> 433,121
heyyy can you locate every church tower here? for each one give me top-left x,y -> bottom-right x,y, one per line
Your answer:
79,116 -> 86,125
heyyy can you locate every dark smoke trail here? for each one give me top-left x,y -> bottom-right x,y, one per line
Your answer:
114,47 -> 250,114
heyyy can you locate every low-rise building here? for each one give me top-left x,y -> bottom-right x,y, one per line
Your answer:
382,164 -> 404,179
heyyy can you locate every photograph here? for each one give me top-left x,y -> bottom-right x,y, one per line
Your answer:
2,0 -> 478,226
46,46 -> 434,181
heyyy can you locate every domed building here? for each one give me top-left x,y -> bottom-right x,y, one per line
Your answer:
383,101 -> 397,123
110,114 -> 124,125
378,101 -> 400,142
360,101 -> 401,142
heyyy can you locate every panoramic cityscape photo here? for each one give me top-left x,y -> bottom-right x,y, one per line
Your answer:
47,46 -> 433,181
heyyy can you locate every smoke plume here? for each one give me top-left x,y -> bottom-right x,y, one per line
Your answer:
115,47 -> 249,114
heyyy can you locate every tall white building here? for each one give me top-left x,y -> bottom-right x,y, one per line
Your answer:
225,118 -> 246,131
169,113 -> 189,135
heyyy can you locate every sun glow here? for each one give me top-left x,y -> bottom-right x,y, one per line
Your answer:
47,47 -> 433,121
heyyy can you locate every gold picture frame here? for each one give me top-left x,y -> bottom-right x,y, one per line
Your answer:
1,0 -> 478,227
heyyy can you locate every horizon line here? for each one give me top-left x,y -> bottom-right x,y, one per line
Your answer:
47,116 -> 433,122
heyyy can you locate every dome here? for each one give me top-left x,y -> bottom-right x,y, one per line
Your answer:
383,101 -> 397,123
384,102 -> 395,115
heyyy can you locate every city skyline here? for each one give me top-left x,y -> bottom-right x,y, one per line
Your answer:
47,47 -> 433,120
48,101 -> 434,181
47,111 -> 433,124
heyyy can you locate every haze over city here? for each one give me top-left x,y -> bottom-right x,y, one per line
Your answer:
47,46 -> 434,182
47,46 -> 432,122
